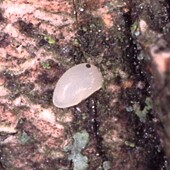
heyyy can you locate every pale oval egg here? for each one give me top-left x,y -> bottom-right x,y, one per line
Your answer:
53,63 -> 103,108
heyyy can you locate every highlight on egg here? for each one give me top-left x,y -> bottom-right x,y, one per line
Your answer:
53,63 -> 103,108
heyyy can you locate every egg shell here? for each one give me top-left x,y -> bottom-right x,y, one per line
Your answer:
53,63 -> 103,108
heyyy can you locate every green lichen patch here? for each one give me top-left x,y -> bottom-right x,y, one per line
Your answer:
133,97 -> 153,123
68,130 -> 89,170
41,61 -> 51,69
124,140 -> 135,148
18,131 -> 32,145
44,35 -> 56,45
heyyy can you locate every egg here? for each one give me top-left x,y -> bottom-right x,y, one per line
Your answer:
53,63 -> 103,108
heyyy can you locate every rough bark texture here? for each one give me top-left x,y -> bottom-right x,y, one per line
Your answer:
0,0 -> 170,170
148,34 -> 170,168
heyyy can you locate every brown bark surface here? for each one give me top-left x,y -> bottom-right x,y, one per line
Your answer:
0,0 -> 170,170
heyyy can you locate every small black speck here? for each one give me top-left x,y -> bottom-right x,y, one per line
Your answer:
86,64 -> 91,68
38,39 -> 48,46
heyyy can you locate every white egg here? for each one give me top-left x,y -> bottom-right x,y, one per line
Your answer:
53,63 -> 103,108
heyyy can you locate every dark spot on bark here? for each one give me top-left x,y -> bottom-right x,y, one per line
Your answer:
37,71 -> 57,84
0,33 -> 10,48
38,39 -> 48,47
17,20 -> 34,37
0,11 -> 5,22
